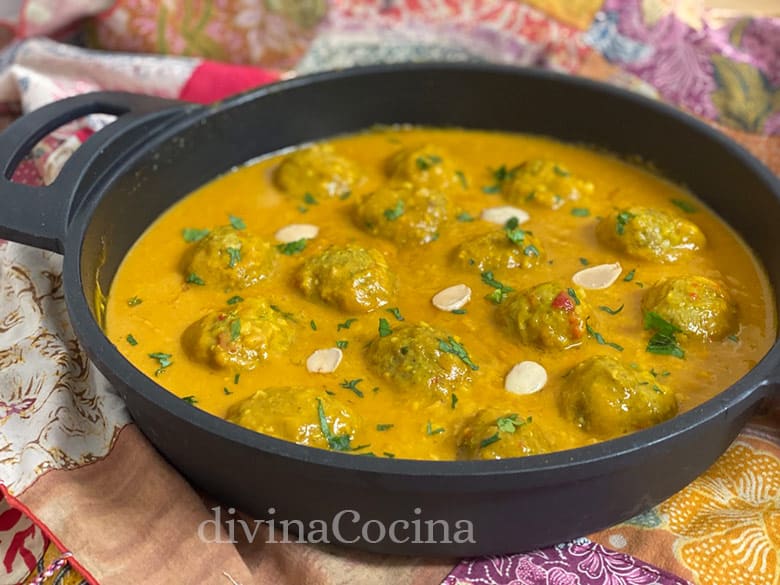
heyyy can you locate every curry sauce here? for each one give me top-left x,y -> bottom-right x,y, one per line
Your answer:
105,127 -> 776,460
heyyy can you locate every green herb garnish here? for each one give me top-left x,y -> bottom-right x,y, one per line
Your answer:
644,311 -> 685,359
579,257 -> 589,266
340,379 -> 364,398
337,318 -> 357,331
383,200 -> 405,221
316,398 -> 352,451
336,340 -> 348,349
186,273 -> 205,286
481,271 -> 514,304
571,207 -> 590,217
416,154 -> 443,170
230,319 -> 241,341
223,387 -> 232,395
438,336 -> 479,370
149,352 -> 173,376
226,246 -> 241,268
479,433 -> 500,449
599,304 -> 624,315
270,305 -> 296,321
426,421 -> 445,436
586,320 -> 624,352
671,199 -> 697,213
727,334 -> 739,342
277,238 -> 307,255
234,373 -> 241,384
567,287 -> 581,306
451,308 -> 467,315
126,334 -> 138,346
496,414 -> 528,433
524,244 -> 540,257
310,320 -> 317,331
303,192 -> 318,205
182,395 -> 198,404
623,268 -> 636,282
228,214 -> 246,230
183,227 -> 210,242
553,165 -> 570,177
455,170 -> 468,188
456,211 -> 475,222
339,190 -> 352,200
127,296 -> 143,306
451,393 -> 458,409
504,216 -> 526,245
615,211 -> 635,235
378,318 -> 393,337
227,295 -> 244,305
384,452 -> 396,458
376,424 -> 394,431
386,307 -> 404,321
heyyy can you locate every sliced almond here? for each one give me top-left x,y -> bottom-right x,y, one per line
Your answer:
432,284 -> 471,311
572,262 -> 622,290
306,348 -> 343,374
275,223 -> 319,243
481,206 -> 530,226
504,361 -> 547,395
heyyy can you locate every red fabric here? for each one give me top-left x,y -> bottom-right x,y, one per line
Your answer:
178,61 -> 282,104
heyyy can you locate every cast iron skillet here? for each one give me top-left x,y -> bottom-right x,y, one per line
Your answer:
1,64 -> 778,556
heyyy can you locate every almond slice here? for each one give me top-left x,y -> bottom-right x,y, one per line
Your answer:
432,284 -> 471,311
504,361 -> 548,395
306,348 -> 343,374
275,224 -> 319,243
572,262 -> 622,290
481,206 -> 530,226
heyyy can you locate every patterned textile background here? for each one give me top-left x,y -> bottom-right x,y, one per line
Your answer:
0,1 -> 778,584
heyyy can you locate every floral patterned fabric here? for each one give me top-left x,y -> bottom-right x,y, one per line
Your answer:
0,1 -> 778,584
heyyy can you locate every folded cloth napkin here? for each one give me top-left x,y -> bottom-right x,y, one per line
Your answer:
0,2 -> 778,585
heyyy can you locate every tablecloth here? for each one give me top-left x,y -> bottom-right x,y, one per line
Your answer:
0,1 -> 778,584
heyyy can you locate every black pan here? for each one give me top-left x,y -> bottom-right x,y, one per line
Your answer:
1,64 -> 778,556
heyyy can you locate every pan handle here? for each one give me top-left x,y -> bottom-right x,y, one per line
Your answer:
0,92 -> 186,253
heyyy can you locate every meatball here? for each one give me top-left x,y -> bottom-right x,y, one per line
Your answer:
559,355 -> 678,438
499,282 -> 591,350
385,144 -> 462,191
642,276 -> 735,341
355,181 -> 452,245
183,298 -> 296,370
596,207 -> 706,263
457,409 -> 552,460
365,323 -> 476,402
298,245 -> 398,313
274,144 -> 364,200
227,386 -> 360,451
186,226 -> 277,289
455,227 -> 545,272
502,159 -> 594,210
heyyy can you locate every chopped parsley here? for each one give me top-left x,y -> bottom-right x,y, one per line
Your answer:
376,424 -> 394,431
481,271 -> 514,304
504,217 -> 526,245
336,340 -> 348,349
623,268 -> 636,282
456,211 -> 475,222
310,320 -> 317,331
227,295 -> 244,305
479,433 -> 500,449
415,154 -> 442,170
182,227 -> 210,242
571,207 -> 590,217
339,190 -> 352,200
127,296 -> 143,306
524,244 -> 540,257
650,368 -> 670,378
228,214 -> 246,230
386,307 -> 404,321
586,320 -> 624,352
383,200 -> 405,221
337,318 -> 357,331
126,334 -> 138,346
340,379 -> 364,398
451,308 -> 467,315
186,273 -> 205,286
579,257 -> 589,266
316,398 -> 352,451
599,304 -> 624,315
496,414 -> 528,433
384,452 -> 396,458
455,170 -> 468,188
149,352 -> 173,376
727,334 -> 740,342
451,393 -> 458,409
226,246 -> 241,268
671,198 -> 697,213
438,336 -> 479,370
277,238 -> 307,255
378,317 -> 393,337
567,287 -> 581,306
234,373 -> 241,384
553,165 -> 570,177
303,192 -> 318,205
270,305 -> 296,321
615,211 -> 635,235
482,164 -> 521,194
223,387 -> 232,395
230,319 -> 241,341
644,311 -> 685,359
182,395 -> 198,404
426,421 -> 445,436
